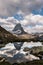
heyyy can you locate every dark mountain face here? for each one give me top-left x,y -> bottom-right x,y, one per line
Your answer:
0,26 -> 18,44
0,26 -> 8,33
13,23 -> 27,35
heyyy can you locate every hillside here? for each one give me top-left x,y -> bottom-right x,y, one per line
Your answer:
0,26 -> 18,44
0,24 -> 43,43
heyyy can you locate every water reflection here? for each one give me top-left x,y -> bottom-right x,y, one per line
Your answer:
0,42 -> 43,64
21,42 -> 42,49
14,42 -> 24,50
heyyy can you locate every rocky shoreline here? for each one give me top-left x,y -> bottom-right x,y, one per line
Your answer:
0,59 -> 43,65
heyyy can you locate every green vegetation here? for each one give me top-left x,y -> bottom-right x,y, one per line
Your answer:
31,46 -> 43,54
18,60 -> 43,65
23,46 -> 43,53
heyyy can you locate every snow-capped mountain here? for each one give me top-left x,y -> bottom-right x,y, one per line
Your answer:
13,23 -> 27,35
12,23 -> 36,40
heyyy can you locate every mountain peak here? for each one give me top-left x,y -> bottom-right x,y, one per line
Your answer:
13,23 -> 27,35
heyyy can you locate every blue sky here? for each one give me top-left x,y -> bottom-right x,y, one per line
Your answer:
0,0 -> 43,33
32,8 -> 43,15
14,8 -> 43,21
14,14 -> 24,21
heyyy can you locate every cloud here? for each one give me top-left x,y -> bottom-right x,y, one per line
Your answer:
0,0 -> 43,17
0,18 -> 14,30
24,25 -> 43,33
0,0 -> 43,33
0,14 -> 43,33
20,14 -> 43,26
20,14 -> 43,33
0,17 -> 20,31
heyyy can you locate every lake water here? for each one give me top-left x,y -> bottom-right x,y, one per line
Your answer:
0,42 -> 43,64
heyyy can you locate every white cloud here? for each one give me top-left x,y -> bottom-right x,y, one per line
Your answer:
20,14 -> 43,26
20,14 -> 43,33
0,18 -> 14,31
0,0 -> 43,17
0,14 -> 43,33
0,0 -> 43,33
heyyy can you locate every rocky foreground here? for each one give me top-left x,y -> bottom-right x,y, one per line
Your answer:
0,59 -> 43,65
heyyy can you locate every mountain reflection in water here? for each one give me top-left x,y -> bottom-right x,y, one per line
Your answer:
14,42 -> 24,50
0,42 -> 43,64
